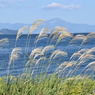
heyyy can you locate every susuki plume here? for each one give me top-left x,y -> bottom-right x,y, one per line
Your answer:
28,19 -> 45,36
0,38 -> 8,47
41,45 -> 54,54
69,34 -> 85,45
8,48 -> 21,65
50,26 -> 67,43
16,26 -> 28,40
36,57 -> 46,65
35,27 -> 49,43
70,52 -> 81,60
51,50 -> 68,60
30,47 -> 43,58
81,32 -> 95,45
56,31 -> 72,44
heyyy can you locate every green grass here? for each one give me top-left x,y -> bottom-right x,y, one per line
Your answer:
0,75 -> 95,95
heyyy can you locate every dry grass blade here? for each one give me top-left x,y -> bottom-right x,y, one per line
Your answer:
28,19 -> 45,36
56,31 -> 72,44
69,34 -> 85,45
8,48 -> 21,65
81,32 -> 95,45
55,61 -> 68,72
78,53 -> 94,61
50,49 -> 61,60
37,28 -> 49,38
16,26 -> 28,40
78,48 -> 89,54
30,47 -> 43,58
86,47 -> 95,54
41,45 -> 54,54
55,61 -> 76,73
50,26 -> 67,37
33,53 -> 44,59
52,51 -> 68,60
85,61 -> 95,68
36,57 -> 46,65
50,26 -> 67,43
70,52 -> 81,60
0,38 -> 8,47
35,28 -> 49,43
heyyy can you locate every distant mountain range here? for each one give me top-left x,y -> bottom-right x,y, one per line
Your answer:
0,18 -> 95,34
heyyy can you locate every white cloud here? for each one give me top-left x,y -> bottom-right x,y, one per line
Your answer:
42,3 -> 82,10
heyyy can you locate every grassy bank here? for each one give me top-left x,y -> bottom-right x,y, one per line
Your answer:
0,75 -> 95,95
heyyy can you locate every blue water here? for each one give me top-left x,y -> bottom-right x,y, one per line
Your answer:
0,33 -> 95,77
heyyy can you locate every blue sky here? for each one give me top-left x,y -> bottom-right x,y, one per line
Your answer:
0,0 -> 95,25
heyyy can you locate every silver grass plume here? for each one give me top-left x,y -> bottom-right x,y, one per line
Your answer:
81,32 -> 95,45
56,31 -> 72,44
77,48 -> 89,54
35,27 -> 49,43
8,48 -> 21,66
16,26 -> 28,40
41,45 -> 55,54
50,26 -> 67,37
78,53 -> 94,61
51,50 -> 68,60
68,34 -> 85,45
29,47 -> 43,58
55,61 -> 68,72
35,57 -> 46,65
55,61 -> 76,73
28,19 -> 45,36
85,61 -> 95,68
0,38 -> 8,47
50,26 -> 67,43
70,52 -> 81,60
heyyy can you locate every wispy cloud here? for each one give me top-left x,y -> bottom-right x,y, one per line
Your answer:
0,0 -> 13,8
0,0 -> 26,8
42,3 -> 82,10
19,0 -> 25,1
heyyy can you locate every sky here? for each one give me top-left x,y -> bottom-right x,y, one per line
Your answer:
0,0 -> 95,25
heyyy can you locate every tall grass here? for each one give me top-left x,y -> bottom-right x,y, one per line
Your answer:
0,19 -> 95,95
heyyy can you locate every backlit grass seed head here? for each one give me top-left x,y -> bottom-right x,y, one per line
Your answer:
86,47 -> 95,54
78,53 -> 94,61
78,48 -> 89,54
0,38 -> 8,47
69,34 -> 85,45
30,47 -> 43,58
50,26 -> 67,39
86,61 -> 95,68
52,51 -> 68,60
70,52 -> 81,60
8,48 -> 21,65
55,61 -> 68,72
56,61 -> 77,73
37,28 -> 49,38
35,28 -> 49,43
81,32 -> 95,45
33,53 -> 44,59
36,57 -> 46,65
41,45 -> 54,54
50,49 -> 61,60
28,19 -> 45,36
56,31 -> 72,44
16,26 -> 28,40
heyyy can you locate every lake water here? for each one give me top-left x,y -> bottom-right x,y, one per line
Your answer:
0,33 -> 95,77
